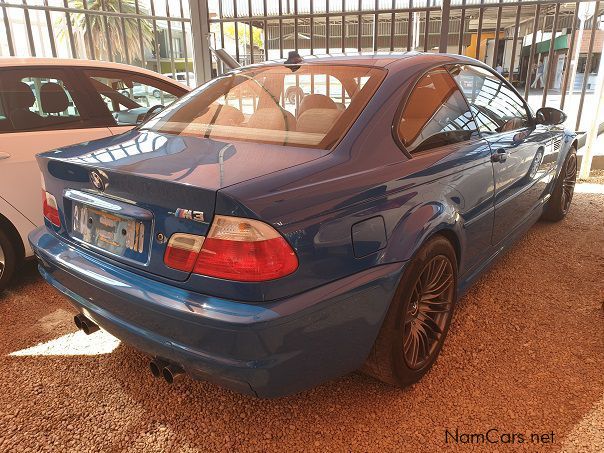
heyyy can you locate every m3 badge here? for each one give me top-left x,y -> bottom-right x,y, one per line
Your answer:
174,208 -> 205,222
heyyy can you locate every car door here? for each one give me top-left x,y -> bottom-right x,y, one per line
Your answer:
450,64 -> 553,245
77,67 -> 188,136
0,66 -> 112,227
396,66 -> 495,276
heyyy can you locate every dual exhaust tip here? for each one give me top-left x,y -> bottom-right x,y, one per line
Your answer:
150,358 -> 184,384
74,313 -> 99,335
73,314 -> 185,384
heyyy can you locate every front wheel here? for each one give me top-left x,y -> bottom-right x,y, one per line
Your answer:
362,236 -> 457,387
542,147 -> 577,222
0,228 -> 17,291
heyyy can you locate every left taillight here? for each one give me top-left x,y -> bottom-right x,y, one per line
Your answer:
42,191 -> 61,227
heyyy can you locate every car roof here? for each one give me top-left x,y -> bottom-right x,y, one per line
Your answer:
246,51 -> 480,68
0,57 -> 191,90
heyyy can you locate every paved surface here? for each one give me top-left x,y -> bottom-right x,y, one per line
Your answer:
0,175 -> 602,452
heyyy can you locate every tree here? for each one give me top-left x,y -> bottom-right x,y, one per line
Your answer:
60,0 -> 153,63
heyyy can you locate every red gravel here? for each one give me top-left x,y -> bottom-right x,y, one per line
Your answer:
0,177 -> 602,452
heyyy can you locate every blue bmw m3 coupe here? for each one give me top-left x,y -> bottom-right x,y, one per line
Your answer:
30,53 -> 578,398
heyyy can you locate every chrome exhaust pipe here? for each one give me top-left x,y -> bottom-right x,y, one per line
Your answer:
149,359 -> 170,379
162,364 -> 184,384
74,313 -> 99,335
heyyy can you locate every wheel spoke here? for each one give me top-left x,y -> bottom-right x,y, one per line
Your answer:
401,255 -> 454,370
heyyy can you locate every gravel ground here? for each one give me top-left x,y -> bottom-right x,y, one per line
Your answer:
0,177 -> 602,453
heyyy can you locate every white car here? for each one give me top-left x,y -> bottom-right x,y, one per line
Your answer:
0,58 -> 190,289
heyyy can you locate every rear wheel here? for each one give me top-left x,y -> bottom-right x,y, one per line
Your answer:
0,228 -> 17,291
542,147 -> 577,221
362,236 -> 457,387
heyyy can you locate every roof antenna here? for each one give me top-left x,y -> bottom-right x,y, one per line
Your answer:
285,51 -> 303,65
285,51 -> 303,72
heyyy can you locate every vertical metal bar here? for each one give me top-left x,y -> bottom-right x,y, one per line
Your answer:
149,0 -> 162,71
62,0 -> 77,58
524,4 -> 541,100
218,0 -> 225,49
189,0 -> 213,83
440,0 -> 451,54
390,0 -> 395,52
342,0 -> 346,54
179,0 -> 190,85
278,0 -> 283,58
475,4 -> 484,61
357,0 -> 362,52
576,1 -> 600,131
373,0 -> 378,52
407,1 -> 413,51
135,0 -> 145,67
166,0 -> 177,76
263,0 -> 268,61
310,0 -> 315,54
508,4 -> 521,84
492,6 -> 502,67
102,0 -> 113,61
233,0 -> 240,62
118,0 -> 130,64
424,10 -> 430,53
42,0 -> 57,57
560,2 -> 580,110
458,0 -> 466,55
21,0 -> 37,56
542,3 -> 560,108
1,0 -> 14,56
248,0 -> 255,63
82,0 -> 95,59
294,0 -> 299,52
326,0 -> 330,54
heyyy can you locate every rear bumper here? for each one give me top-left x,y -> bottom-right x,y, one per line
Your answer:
29,227 -> 404,398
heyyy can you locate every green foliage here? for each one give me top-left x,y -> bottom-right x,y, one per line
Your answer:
222,23 -> 264,48
59,0 -> 154,62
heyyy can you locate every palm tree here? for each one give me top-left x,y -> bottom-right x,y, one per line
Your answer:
60,0 -> 153,63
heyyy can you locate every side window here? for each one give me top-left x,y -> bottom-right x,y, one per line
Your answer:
0,69 -> 86,133
398,67 -> 479,153
83,69 -> 185,126
451,64 -> 530,134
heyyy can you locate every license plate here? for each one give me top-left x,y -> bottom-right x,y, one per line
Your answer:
72,203 -> 145,257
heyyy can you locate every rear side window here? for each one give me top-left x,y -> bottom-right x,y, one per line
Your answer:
83,68 -> 187,126
397,67 -> 479,153
0,69 -> 88,133
142,65 -> 385,149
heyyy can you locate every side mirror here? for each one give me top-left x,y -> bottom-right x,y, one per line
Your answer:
536,107 -> 567,126
138,104 -> 164,124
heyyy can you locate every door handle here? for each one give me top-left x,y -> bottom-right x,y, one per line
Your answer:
0,152 -> 10,160
491,148 -> 508,163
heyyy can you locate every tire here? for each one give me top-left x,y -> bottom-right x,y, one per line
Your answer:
0,228 -> 17,292
362,235 -> 457,387
542,147 -> 577,222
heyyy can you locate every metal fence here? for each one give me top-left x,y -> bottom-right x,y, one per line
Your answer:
0,0 -> 196,86
1,0 -> 604,141
208,0 -> 604,134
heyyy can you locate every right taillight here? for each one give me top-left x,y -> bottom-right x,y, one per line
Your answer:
42,191 -> 61,227
164,233 -> 205,272
163,215 -> 298,281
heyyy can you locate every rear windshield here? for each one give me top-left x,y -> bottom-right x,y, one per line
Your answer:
142,64 -> 385,149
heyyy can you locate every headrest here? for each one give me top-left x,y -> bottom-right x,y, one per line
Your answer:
5,81 -> 35,110
296,108 -> 341,134
298,94 -> 337,117
40,82 -> 69,113
247,108 -> 296,131
194,104 -> 244,126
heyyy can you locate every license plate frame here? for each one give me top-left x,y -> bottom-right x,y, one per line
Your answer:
71,202 -> 146,259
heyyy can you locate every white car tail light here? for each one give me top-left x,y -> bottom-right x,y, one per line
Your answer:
42,191 -> 61,227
